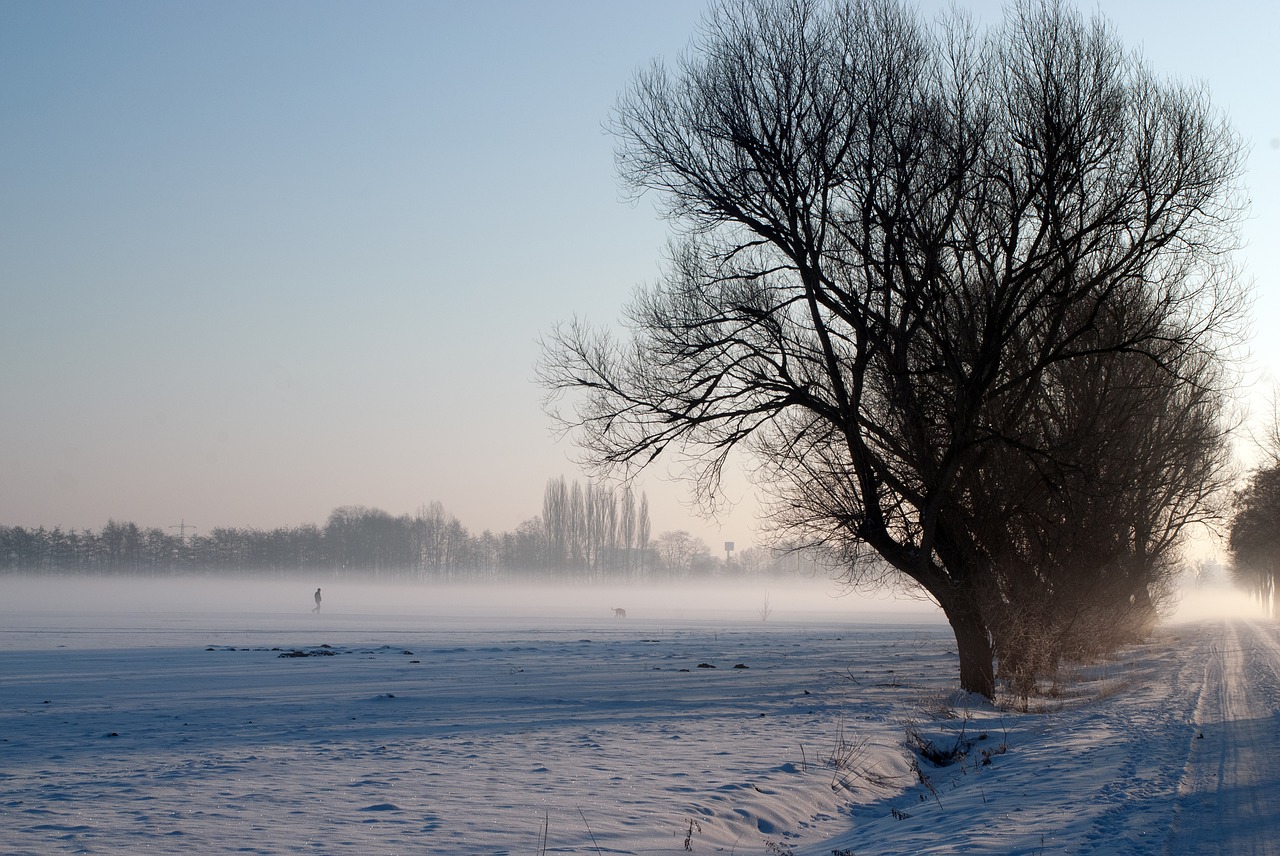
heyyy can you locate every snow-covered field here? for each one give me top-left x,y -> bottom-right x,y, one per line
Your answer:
1,577 -> 1275,854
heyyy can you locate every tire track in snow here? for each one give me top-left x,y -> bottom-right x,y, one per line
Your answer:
1074,624 -> 1206,853
1166,620 -> 1280,856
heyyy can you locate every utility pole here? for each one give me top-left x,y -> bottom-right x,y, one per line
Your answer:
169,519 -> 197,540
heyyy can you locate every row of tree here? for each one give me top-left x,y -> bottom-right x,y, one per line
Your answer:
542,476 -> 652,579
0,478 -> 823,582
1230,467 -> 1279,616
1228,410 -> 1280,616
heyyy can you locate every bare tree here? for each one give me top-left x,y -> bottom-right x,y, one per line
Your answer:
637,493 -> 652,576
542,476 -> 571,569
618,486 -> 638,578
654,530 -> 711,575
541,0 -> 1243,697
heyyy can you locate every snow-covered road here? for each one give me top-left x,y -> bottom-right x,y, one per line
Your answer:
1168,620 -> 1280,855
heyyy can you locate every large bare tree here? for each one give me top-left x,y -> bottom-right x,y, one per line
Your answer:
541,0 -> 1243,697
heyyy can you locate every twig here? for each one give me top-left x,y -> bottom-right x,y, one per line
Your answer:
578,807 -> 603,855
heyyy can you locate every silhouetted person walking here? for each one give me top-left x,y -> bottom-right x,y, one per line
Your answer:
313,587 -> 322,614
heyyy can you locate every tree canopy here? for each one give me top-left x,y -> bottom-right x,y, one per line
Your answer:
542,0 -> 1244,698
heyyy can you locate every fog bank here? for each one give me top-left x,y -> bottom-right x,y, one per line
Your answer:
0,574 -> 945,651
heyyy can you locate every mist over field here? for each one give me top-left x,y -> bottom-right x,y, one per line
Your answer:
0,572 -> 1257,653
0,572 -> 996,677
0,573 -> 942,626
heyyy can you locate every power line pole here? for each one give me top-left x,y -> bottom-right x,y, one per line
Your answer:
169,519 -> 197,540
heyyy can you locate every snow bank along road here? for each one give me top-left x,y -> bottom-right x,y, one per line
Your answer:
0,610 -> 1276,854
811,617 -> 1280,856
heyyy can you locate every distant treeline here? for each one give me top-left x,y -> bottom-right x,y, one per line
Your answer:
0,477 -> 818,582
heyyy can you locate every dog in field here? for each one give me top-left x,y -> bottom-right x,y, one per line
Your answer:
612,607 -> 627,618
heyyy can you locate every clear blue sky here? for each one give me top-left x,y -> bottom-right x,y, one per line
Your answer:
2,1 -> 1277,550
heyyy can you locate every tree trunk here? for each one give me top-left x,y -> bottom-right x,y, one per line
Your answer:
938,593 -> 995,700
